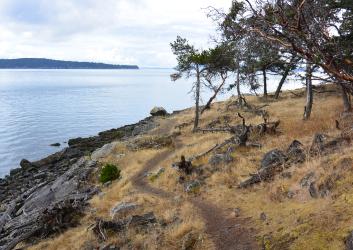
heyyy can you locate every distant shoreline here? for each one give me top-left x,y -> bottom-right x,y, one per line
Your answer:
0,58 -> 139,70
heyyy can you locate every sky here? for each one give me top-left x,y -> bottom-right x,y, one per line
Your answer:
0,0 -> 232,67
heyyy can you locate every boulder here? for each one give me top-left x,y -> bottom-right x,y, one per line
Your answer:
150,106 -> 167,116
287,140 -> 306,164
50,143 -> 61,147
260,149 -> 287,169
20,159 -> 36,170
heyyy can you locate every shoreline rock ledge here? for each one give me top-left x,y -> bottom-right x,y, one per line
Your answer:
0,116 -> 158,250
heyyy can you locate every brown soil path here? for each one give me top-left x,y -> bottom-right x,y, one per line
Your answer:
131,138 -> 259,250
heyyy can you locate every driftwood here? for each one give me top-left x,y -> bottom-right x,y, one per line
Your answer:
189,136 -> 240,162
0,158 -> 99,250
239,163 -> 285,188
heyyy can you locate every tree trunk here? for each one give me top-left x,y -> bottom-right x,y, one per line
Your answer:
303,64 -> 313,120
263,69 -> 267,99
274,55 -> 296,99
236,69 -> 243,106
193,65 -> 201,131
341,84 -> 352,112
274,66 -> 291,99
201,81 -> 225,114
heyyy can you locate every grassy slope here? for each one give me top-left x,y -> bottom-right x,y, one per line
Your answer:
30,85 -> 353,250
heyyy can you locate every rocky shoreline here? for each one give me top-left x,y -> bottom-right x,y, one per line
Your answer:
0,115 -> 160,249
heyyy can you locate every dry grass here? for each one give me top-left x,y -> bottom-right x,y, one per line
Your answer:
29,85 -> 353,250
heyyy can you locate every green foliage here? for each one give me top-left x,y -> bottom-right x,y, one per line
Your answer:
99,164 -> 121,184
170,36 -> 235,79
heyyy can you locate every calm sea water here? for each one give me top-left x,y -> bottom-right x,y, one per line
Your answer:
0,69 -> 301,177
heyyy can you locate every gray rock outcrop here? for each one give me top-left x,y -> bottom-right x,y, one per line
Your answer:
0,158 -> 99,250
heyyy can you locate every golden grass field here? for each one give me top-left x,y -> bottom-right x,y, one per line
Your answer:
29,85 -> 353,250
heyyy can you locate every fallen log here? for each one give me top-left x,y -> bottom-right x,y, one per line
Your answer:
189,114 -> 252,161
189,136 -> 238,162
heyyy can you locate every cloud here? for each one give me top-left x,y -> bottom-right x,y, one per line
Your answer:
0,0 -> 231,67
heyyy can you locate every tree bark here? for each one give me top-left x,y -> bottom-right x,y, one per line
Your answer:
201,82 -> 225,114
263,69 -> 267,99
274,66 -> 291,99
193,65 -> 201,131
341,84 -> 352,112
303,64 -> 313,120
236,69 -> 243,105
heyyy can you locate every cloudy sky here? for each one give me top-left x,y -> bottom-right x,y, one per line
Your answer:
0,0 -> 232,67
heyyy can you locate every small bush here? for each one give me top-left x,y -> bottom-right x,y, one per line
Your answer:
100,164 -> 121,184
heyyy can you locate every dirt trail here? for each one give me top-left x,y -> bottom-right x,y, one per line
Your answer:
131,138 -> 259,250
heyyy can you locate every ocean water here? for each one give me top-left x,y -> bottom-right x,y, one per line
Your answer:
0,69 -> 301,177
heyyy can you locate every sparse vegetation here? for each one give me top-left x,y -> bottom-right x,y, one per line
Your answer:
27,86 -> 353,250
16,1 -> 353,249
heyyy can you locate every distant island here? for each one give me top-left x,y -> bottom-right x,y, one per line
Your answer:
0,58 -> 139,69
